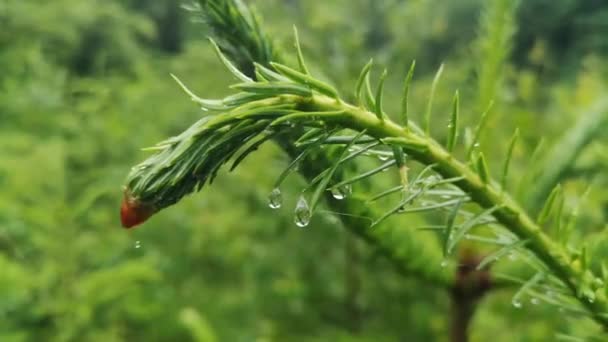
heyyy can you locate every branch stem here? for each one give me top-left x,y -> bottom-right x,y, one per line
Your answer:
268,93 -> 608,326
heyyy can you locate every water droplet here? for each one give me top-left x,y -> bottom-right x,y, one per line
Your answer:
268,188 -> 282,209
331,184 -> 352,200
331,189 -> 345,200
512,300 -> 522,308
594,277 -> 604,287
408,183 -> 421,193
377,154 -> 390,161
397,205 -> 406,213
134,240 -> 141,249
441,260 -> 449,267
294,196 -> 311,228
324,213 -> 340,224
530,298 -> 540,305
381,167 -> 390,172
423,175 -> 440,187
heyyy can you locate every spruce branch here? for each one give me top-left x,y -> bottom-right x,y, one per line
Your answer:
124,53 -> 608,326
193,0 -> 277,76
524,99 -> 608,214
163,0 -> 454,288
475,0 -> 518,113
122,0 -> 608,329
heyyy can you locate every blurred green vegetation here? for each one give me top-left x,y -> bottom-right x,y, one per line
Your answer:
1,0 -> 607,341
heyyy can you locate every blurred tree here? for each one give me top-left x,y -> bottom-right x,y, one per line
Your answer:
1,0 -> 608,341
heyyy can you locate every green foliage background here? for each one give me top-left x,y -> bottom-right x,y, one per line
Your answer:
1,0 -> 607,340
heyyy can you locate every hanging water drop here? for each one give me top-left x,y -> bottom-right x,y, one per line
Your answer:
343,184 -> 352,196
134,240 -> 141,249
512,299 -> 522,308
294,196 -> 311,228
331,188 -> 345,200
530,298 -> 540,305
407,182 -> 421,193
440,260 -> 449,268
268,188 -> 282,209
423,175 -> 440,187
377,154 -> 390,161
497,234 -> 513,244
331,184 -> 352,200
325,213 -> 340,224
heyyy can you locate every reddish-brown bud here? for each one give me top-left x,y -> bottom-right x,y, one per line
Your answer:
120,193 -> 156,229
